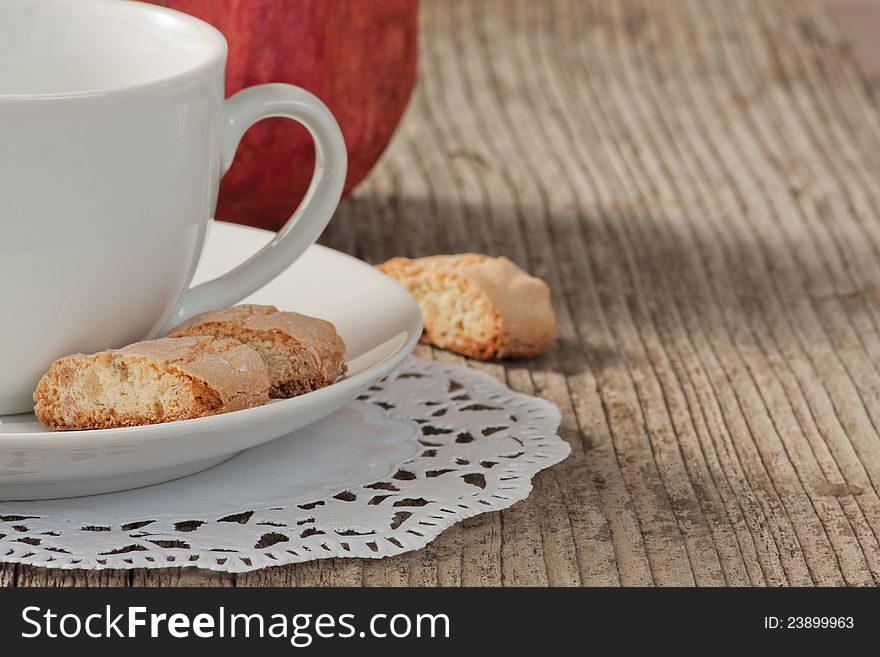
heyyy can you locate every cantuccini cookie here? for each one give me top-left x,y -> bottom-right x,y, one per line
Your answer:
33,336 -> 271,430
168,305 -> 346,398
378,254 -> 556,360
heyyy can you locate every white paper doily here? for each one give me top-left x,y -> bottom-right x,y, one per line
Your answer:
0,357 -> 569,572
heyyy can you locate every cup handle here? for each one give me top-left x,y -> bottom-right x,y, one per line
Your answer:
157,83 -> 347,335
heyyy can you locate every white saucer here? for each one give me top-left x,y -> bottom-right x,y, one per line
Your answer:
0,222 -> 422,500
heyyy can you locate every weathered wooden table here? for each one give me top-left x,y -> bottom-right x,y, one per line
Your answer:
7,0 -> 880,586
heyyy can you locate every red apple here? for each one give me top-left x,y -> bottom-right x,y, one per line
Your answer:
152,0 -> 419,231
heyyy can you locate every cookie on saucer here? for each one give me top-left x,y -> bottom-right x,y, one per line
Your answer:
168,304 -> 346,398
34,336 -> 271,430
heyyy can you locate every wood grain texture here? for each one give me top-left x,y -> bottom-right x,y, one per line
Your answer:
8,0 -> 880,587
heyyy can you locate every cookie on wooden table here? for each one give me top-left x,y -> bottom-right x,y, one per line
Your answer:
377,253 -> 556,361
34,336 -> 271,430
168,305 -> 346,398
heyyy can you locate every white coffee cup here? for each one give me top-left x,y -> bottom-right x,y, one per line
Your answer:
0,0 -> 348,414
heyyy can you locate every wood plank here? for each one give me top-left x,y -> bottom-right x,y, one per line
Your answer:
0,565 -> 15,588
825,0 -> 880,77
15,566 -> 129,587
130,569 -> 235,587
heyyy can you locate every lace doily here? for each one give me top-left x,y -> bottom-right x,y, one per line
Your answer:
0,357 -> 569,572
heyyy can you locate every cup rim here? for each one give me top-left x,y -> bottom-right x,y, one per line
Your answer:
0,0 -> 228,103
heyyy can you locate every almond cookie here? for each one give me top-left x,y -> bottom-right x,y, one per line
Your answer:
168,305 -> 346,398
377,254 -> 556,360
33,336 -> 271,430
